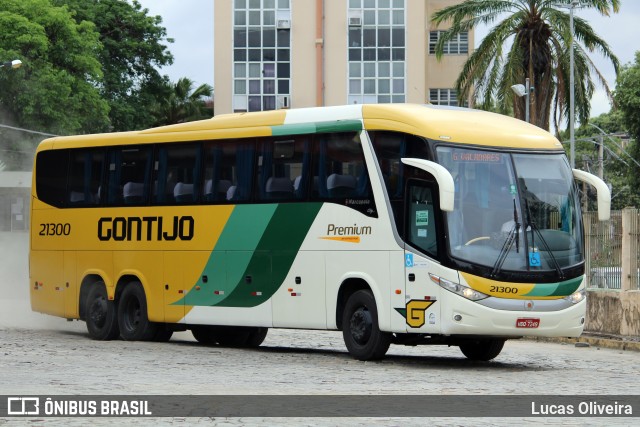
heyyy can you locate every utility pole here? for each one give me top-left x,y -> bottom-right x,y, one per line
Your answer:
598,133 -> 604,180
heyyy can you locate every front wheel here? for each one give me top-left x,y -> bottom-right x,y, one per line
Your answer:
342,290 -> 391,361
117,282 -> 158,341
459,339 -> 505,361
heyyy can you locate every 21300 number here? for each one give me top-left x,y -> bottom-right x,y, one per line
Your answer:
489,285 -> 518,294
39,223 -> 71,236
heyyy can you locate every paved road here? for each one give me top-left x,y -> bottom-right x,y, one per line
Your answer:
1,320 -> 639,426
1,232 -> 639,425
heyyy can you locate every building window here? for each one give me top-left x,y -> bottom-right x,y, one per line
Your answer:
429,89 -> 467,107
348,0 -> 405,105
429,31 -> 468,55
233,0 -> 291,112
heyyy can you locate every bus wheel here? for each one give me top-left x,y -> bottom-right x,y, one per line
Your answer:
117,282 -> 158,341
191,326 -> 218,344
152,324 -> 174,342
342,290 -> 391,361
85,281 -> 119,340
459,339 -> 505,361
215,327 -> 252,347
244,327 -> 268,348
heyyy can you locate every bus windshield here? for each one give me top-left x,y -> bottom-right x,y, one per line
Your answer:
436,147 -> 583,275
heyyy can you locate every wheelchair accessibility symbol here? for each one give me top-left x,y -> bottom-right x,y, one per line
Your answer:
529,251 -> 541,267
405,253 -> 414,267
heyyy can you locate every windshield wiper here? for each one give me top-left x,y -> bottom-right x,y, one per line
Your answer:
524,199 -> 564,279
490,199 -> 521,278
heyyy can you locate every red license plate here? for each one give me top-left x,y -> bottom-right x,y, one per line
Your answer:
516,318 -> 540,328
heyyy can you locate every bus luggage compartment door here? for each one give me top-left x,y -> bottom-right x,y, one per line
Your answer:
30,251 -> 65,317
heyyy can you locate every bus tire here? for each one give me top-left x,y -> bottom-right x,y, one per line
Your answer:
85,281 -> 119,341
191,326 -> 218,344
342,290 -> 391,361
459,339 -> 505,361
215,326 -> 252,347
152,324 -> 174,342
244,327 -> 268,348
117,282 -> 158,341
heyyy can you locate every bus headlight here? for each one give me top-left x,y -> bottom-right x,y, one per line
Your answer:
429,273 -> 488,301
564,289 -> 586,305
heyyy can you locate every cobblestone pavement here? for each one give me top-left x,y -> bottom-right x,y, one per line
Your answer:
1,232 -> 639,426
1,320 -> 639,426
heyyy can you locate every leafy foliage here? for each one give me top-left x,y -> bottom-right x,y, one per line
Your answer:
431,0 -> 620,131
54,0 -> 175,131
153,78 -> 213,126
0,0 -> 109,135
613,51 -> 640,207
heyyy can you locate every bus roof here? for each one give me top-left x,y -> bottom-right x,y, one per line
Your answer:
38,104 -> 563,152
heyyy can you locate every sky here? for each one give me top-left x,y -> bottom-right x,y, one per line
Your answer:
136,0 -> 640,122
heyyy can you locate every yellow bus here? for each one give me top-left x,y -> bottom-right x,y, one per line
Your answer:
30,104 -> 610,361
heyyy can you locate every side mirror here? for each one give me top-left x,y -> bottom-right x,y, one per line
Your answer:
401,158 -> 455,212
572,169 -> 611,221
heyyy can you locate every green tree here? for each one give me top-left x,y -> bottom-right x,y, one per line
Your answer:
566,111 -> 639,209
613,51 -> 640,207
54,0 -> 174,131
0,0 -> 109,135
432,0 -> 620,131
153,78 -> 213,126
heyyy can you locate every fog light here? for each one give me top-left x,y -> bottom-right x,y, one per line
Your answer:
453,314 -> 462,322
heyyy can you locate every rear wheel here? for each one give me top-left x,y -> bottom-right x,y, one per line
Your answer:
342,290 -> 391,361
459,339 -> 505,361
85,281 -> 119,340
117,282 -> 158,341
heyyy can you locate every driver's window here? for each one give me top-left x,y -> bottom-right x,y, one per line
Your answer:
407,182 -> 438,258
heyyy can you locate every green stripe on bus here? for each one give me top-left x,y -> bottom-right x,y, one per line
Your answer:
522,277 -> 582,297
178,204 -> 277,307
215,204 -> 278,251
272,123 -> 317,136
216,202 -> 323,307
315,120 -> 362,133
179,203 -> 322,308
271,120 -> 362,136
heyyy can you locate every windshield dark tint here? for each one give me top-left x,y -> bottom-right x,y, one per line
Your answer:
437,147 -> 582,273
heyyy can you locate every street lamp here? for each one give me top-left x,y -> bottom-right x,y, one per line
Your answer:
511,77 -> 532,123
0,59 -> 22,69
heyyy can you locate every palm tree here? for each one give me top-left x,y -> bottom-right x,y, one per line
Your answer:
153,77 -> 213,126
431,0 -> 620,131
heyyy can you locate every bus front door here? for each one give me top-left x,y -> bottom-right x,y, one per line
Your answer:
403,180 -> 442,333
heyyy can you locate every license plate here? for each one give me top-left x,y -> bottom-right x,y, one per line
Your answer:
516,318 -> 540,328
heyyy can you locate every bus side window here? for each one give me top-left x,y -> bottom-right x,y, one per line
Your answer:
153,143 -> 201,205
35,149 -> 69,208
67,149 -> 105,206
203,139 -> 255,203
107,146 -> 153,206
369,131 -> 431,200
407,182 -> 438,258
313,132 -> 371,200
257,136 -> 309,201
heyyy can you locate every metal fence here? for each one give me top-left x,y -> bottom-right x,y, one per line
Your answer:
584,209 -> 640,290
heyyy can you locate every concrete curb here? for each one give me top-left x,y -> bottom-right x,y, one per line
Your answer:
527,335 -> 640,352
